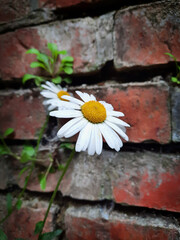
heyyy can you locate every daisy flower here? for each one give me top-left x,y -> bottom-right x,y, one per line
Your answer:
40,81 -> 70,111
50,91 -> 130,155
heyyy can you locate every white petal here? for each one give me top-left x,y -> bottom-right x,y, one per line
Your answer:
95,124 -> 103,155
105,120 -> 129,141
50,110 -> 82,118
61,95 -> 84,106
46,81 -> 61,92
99,123 -> 122,151
99,123 -> 115,149
76,91 -> 90,102
40,91 -> 58,99
64,118 -> 88,138
107,110 -> 124,117
48,105 -> 57,111
77,122 -> 92,152
41,84 -> 56,93
87,124 -> 96,155
106,116 -> 130,127
75,122 -> 91,152
90,94 -> 96,101
100,101 -> 113,111
57,117 -> 82,138
46,99 -> 80,110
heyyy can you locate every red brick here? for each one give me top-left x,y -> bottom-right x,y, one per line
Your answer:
0,28 -> 46,80
0,90 -> 46,139
39,0 -> 101,9
0,13 -> 113,80
0,80 -> 170,142
114,1 -> 180,69
172,87 -> 180,142
74,80 -> 171,143
0,196 -> 58,240
0,0 -> 30,24
3,149 -> 180,212
65,206 -> 180,240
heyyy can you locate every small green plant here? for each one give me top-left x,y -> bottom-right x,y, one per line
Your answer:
0,43 -> 75,240
23,43 -> 74,86
165,52 -> 180,84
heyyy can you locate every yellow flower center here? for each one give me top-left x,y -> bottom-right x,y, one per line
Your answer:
81,101 -> 106,123
57,91 -> 70,101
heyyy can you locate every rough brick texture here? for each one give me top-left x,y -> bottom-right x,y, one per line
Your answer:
39,0 -> 102,8
0,0 -> 30,24
1,149 -> 180,212
0,89 -> 46,139
65,206 -> 180,240
0,12 -> 113,80
172,87 -> 180,142
114,1 -> 180,69
0,196 -> 58,240
74,80 -> 171,143
0,80 -> 171,142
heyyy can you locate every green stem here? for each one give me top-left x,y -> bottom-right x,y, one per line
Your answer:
0,164 -> 34,224
35,115 -> 49,156
0,117 -> 49,225
0,136 -> 19,160
38,147 -> 75,238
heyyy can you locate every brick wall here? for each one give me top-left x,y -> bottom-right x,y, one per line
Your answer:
0,0 -> 180,239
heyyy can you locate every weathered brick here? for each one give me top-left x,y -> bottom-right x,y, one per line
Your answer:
0,89 -> 46,139
65,206 -> 180,240
0,0 -> 30,24
0,28 -> 45,80
0,80 -> 170,142
2,149 -> 180,212
74,80 -> 171,143
114,1 -> 180,69
172,87 -> 180,142
0,195 -> 58,240
0,12 -> 114,80
39,0 -> 102,9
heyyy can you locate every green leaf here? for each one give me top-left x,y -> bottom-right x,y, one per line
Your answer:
64,62 -> 73,67
39,175 -> 46,191
20,145 -> 35,163
22,74 -> 36,84
58,164 -> 65,171
64,67 -> 73,75
0,145 -> 9,156
16,199 -> 22,210
61,56 -> 74,63
34,221 -> 44,235
3,128 -> 14,137
39,229 -> 63,240
37,53 -> 49,66
24,176 -> 29,186
165,52 -> 177,61
35,78 -> 41,87
30,62 -> 46,69
23,146 -> 35,157
63,77 -> 72,84
48,56 -> 54,65
57,50 -> 67,55
19,166 -> 30,177
52,76 -> 62,84
60,143 -> 74,150
49,166 -> 55,173
47,43 -> 58,59
26,48 -> 40,55
6,193 -> 12,214
0,229 -> 8,240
